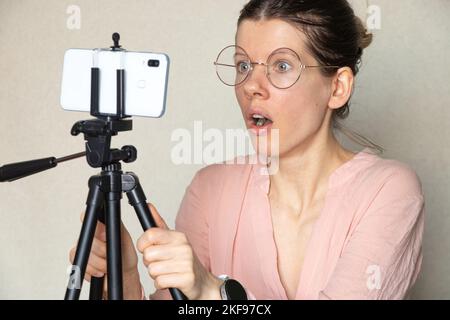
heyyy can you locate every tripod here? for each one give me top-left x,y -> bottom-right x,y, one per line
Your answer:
0,33 -> 187,300
67,33 -> 188,300
64,118 -> 186,300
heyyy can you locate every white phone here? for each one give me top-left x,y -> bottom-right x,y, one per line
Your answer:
60,48 -> 170,118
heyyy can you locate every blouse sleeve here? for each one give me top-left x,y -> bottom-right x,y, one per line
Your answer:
149,170 -> 210,300
319,168 -> 425,300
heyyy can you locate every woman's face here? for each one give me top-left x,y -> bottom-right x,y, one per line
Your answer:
235,19 -> 336,158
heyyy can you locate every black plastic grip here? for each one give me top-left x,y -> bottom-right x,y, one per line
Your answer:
0,157 -> 56,182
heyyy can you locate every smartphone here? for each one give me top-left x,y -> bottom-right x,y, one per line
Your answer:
60,48 -> 170,118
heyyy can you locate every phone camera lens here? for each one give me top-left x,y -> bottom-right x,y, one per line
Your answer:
148,59 -> 160,67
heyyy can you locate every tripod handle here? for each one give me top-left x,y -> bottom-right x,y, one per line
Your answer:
1,152 -> 85,182
0,157 -> 56,182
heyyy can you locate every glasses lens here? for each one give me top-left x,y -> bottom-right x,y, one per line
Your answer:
215,46 -> 250,86
267,48 -> 302,89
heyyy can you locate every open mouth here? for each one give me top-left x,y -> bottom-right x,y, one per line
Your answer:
251,114 -> 273,127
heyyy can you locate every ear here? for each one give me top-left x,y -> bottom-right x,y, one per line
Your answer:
328,67 -> 354,110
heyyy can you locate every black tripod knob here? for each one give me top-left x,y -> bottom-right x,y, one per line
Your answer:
122,146 -> 137,163
111,32 -> 121,50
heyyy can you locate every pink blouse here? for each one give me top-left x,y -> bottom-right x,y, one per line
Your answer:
151,148 -> 425,299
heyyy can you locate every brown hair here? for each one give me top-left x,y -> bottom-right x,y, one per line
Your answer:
238,0 -> 384,154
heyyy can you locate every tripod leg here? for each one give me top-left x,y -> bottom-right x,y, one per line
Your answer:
89,276 -> 105,300
125,173 -> 188,300
105,191 -> 123,300
65,177 -> 103,300
89,204 -> 106,300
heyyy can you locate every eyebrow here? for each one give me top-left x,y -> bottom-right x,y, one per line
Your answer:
233,52 -> 248,58
233,48 -> 301,61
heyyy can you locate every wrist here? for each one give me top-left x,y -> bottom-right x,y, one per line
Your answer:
198,273 -> 223,300
123,268 -> 142,300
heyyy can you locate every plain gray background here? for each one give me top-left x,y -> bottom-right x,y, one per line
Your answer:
0,0 -> 449,299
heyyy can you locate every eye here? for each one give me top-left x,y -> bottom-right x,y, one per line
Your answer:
274,61 -> 292,73
236,61 -> 251,74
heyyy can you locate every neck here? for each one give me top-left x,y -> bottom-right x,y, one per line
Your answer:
268,131 -> 354,216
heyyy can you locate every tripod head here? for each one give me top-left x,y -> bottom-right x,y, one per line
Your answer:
71,118 -> 137,168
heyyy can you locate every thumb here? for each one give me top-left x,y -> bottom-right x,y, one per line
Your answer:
147,203 -> 169,230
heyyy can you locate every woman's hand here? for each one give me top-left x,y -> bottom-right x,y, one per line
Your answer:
137,203 -> 222,300
69,211 -> 142,299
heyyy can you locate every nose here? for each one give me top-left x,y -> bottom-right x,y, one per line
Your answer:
242,63 -> 270,99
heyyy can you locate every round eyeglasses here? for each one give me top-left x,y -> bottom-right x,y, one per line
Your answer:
214,45 -> 341,89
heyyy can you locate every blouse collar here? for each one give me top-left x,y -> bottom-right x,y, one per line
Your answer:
251,148 -> 375,194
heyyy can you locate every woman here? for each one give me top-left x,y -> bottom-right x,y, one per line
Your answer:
70,0 -> 425,299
